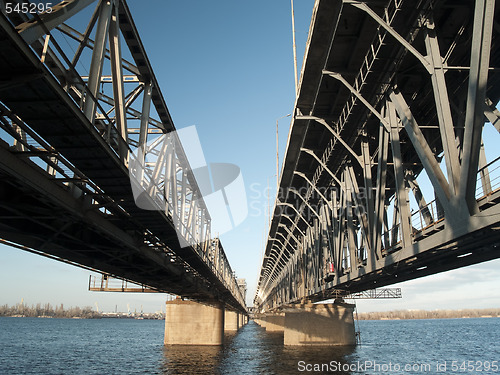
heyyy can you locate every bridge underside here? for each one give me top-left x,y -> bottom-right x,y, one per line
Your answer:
255,0 -> 500,311
0,137 -> 212,300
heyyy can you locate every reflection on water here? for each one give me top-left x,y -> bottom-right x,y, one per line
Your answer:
1,317 -> 498,374
162,345 -> 223,374
161,321 -> 355,375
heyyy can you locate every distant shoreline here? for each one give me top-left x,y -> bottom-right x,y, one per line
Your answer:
359,316 -> 499,321
2,315 -> 162,320
0,303 -> 164,320
357,308 -> 500,321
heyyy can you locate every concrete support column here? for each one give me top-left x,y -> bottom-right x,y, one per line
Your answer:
164,299 -> 224,345
264,313 -> 285,332
284,302 -> 356,346
224,310 -> 239,331
254,315 -> 265,327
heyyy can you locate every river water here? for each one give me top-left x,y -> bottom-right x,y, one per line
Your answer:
0,316 -> 499,374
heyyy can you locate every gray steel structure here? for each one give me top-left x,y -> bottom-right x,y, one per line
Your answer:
0,0 -> 246,312
255,0 -> 500,312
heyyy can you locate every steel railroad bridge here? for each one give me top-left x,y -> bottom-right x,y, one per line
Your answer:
254,0 -> 500,314
0,0 -> 247,337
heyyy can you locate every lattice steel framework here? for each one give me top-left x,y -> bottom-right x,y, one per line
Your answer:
0,0 -> 245,311
255,0 -> 500,312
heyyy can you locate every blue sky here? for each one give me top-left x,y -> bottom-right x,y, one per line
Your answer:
1,0 -> 500,313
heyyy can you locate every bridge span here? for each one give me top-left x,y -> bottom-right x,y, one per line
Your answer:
254,0 -> 500,345
0,0 -> 247,345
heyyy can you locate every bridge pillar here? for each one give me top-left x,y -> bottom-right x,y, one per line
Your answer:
254,315 -> 266,327
264,313 -> 285,332
284,302 -> 356,346
164,299 -> 224,345
224,310 -> 239,331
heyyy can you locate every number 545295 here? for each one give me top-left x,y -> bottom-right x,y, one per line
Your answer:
5,2 -> 53,14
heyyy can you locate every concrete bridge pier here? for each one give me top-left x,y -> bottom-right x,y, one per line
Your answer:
254,315 -> 267,327
264,313 -> 285,332
283,302 -> 356,346
224,310 -> 239,331
164,299 -> 224,345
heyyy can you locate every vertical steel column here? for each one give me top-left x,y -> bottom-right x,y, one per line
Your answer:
344,167 -> 359,270
346,163 -> 372,254
382,202 -> 390,249
109,1 -> 128,165
83,0 -> 113,124
138,82 -> 152,167
180,170 -> 187,235
459,0 -> 496,214
424,18 -> 461,193
361,135 -> 375,231
322,203 -> 333,279
391,200 -> 400,247
331,189 -> 342,277
197,208 -> 204,247
203,219 -> 211,254
373,119 -> 389,258
189,197 -> 197,242
170,146 -> 179,220
164,142 -> 174,212
387,100 -> 412,248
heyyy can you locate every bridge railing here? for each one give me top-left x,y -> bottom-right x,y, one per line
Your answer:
382,155 -> 500,253
475,155 -> 500,200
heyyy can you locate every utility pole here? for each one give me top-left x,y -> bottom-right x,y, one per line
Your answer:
276,114 -> 291,191
291,0 -> 298,95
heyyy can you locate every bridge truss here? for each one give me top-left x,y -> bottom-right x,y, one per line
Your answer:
255,0 -> 500,312
0,0 -> 245,311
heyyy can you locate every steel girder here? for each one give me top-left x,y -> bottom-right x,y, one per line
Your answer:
255,0 -> 500,312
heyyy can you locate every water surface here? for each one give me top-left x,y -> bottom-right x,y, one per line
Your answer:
1,316 -> 499,374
